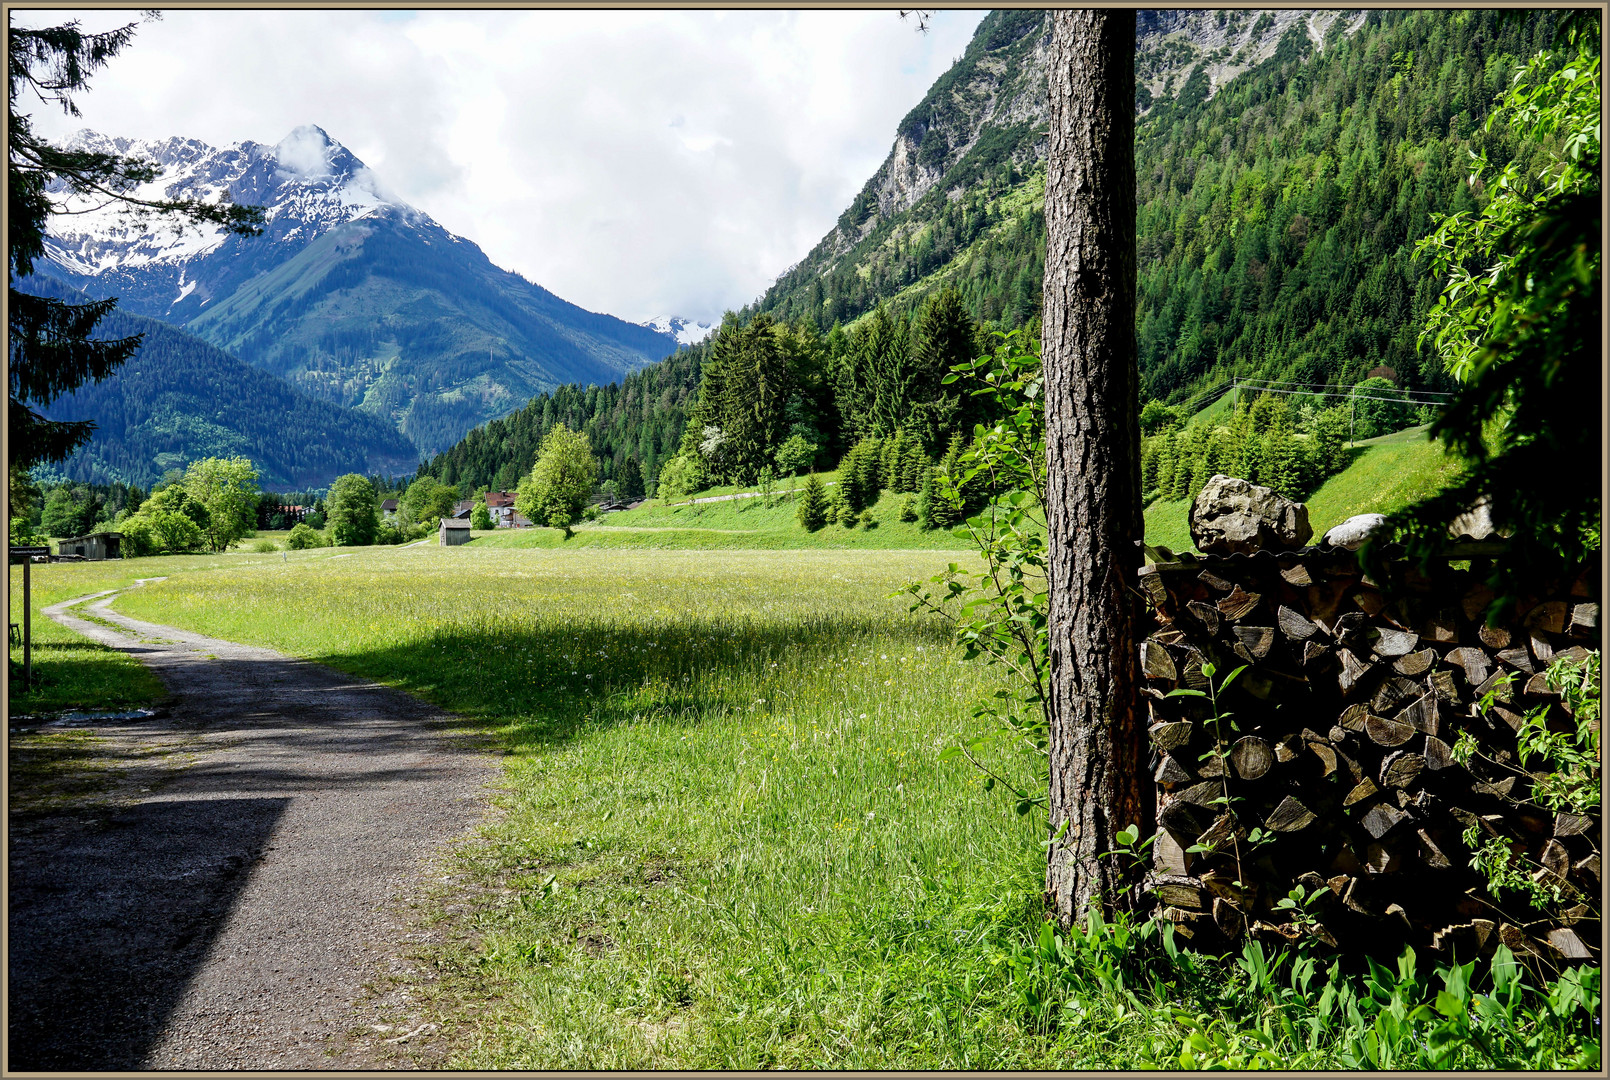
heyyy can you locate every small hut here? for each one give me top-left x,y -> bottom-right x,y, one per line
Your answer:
57,532 -> 122,560
439,518 -> 473,546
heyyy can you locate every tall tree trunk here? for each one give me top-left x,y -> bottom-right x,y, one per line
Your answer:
1042,10 -> 1145,926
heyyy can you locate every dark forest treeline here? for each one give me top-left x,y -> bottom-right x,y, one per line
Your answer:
26,279 -> 419,490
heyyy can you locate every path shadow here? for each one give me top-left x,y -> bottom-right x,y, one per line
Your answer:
7,796 -> 290,1071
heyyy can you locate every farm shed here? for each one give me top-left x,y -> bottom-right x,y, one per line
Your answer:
439,518 -> 473,546
56,532 -> 122,560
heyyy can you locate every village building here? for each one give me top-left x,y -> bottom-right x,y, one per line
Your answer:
484,491 -> 522,527
439,518 -> 473,546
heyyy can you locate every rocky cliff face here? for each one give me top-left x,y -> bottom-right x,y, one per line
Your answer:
750,8 -> 1372,331
829,9 -> 1367,252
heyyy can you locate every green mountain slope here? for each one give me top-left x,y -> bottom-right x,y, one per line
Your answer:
181,208 -> 680,456
751,8 -> 1561,408
419,341 -> 707,493
32,284 -> 420,489
1143,425 -> 1465,552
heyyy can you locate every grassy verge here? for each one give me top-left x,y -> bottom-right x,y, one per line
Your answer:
5,547 -> 356,714
655,470 -> 838,504
8,564 -> 167,715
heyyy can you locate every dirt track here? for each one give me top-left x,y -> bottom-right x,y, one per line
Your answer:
7,585 -> 498,1070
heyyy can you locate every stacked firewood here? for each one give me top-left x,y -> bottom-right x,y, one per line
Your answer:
1135,543 -> 1600,968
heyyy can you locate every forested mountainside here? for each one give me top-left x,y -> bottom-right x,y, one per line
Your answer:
750,8 -> 1565,404
420,7 -> 1563,493
38,126 -> 688,456
419,342 -> 707,493
26,278 -> 419,490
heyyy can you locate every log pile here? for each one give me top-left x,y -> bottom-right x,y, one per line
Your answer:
1136,542 -> 1601,969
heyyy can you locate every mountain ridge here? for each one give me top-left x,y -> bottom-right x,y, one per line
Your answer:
37,125 -> 700,455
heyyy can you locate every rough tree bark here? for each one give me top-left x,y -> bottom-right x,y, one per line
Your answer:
1042,9 -> 1145,926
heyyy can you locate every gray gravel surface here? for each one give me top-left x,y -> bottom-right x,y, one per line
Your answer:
8,585 -> 499,1070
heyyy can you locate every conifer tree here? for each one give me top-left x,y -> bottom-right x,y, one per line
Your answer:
915,465 -> 937,530
619,455 -> 646,502
898,439 -> 929,494
796,473 -> 828,531
906,289 -> 973,448
834,445 -> 864,514
8,17 -> 263,479
854,437 -> 884,508
881,430 -> 906,491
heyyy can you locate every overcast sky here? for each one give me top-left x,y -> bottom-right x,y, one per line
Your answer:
18,8 -> 986,324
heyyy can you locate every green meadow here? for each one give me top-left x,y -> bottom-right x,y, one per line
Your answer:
8,418 -> 1588,1068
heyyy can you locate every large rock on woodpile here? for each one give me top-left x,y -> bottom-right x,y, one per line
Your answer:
1190,475 -> 1313,555
1323,513 -> 1388,550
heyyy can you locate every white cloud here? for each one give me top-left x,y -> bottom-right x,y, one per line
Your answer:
17,8 -> 985,323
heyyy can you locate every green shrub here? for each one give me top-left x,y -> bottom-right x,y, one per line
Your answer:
286,522 -> 324,550
251,539 -> 277,553
656,454 -> 704,500
775,434 -> 817,477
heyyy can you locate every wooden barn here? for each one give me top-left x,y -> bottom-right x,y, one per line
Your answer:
439,518 -> 473,546
57,532 -> 122,560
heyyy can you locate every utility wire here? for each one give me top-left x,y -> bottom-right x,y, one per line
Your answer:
1234,377 -> 1453,401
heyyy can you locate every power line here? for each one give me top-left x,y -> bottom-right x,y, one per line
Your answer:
1233,375 -> 1453,398
1232,383 -> 1450,407
1234,377 -> 1453,401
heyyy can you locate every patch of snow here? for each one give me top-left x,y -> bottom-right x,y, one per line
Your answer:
42,124 -> 433,281
642,315 -> 716,346
172,268 -> 197,306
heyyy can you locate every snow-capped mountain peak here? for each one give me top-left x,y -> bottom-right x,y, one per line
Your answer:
641,314 -> 716,346
43,126 -> 420,291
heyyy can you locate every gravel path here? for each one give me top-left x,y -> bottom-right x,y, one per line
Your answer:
7,584 -> 499,1070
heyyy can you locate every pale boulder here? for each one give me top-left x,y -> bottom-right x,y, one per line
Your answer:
1323,513 -> 1389,551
